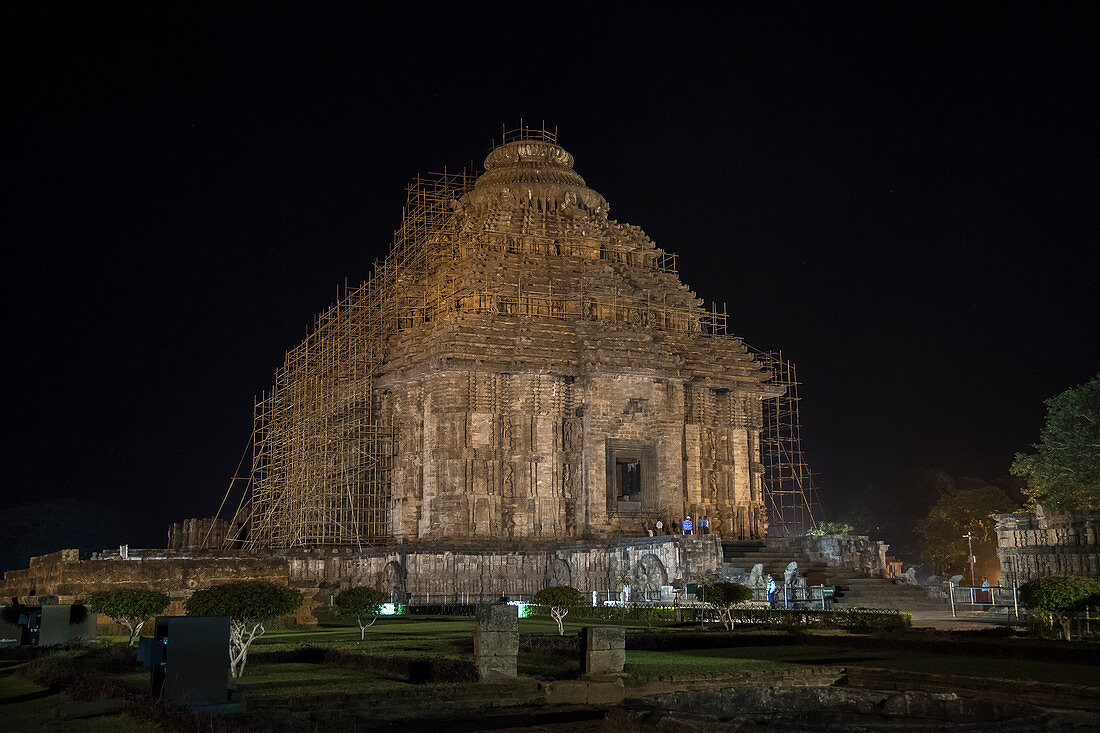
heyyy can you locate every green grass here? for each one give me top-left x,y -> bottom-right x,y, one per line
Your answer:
233,618 -> 1100,688
658,645 -> 1100,686
626,649 -> 786,677
8,615 -> 1099,732
238,661 -> 411,701
0,658 -> 162,733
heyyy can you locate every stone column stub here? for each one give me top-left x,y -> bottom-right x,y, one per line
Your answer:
474,603 -> 519,681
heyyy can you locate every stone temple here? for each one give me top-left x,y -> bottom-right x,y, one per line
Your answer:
3,128 -> 833,613
246,127 -> 782,550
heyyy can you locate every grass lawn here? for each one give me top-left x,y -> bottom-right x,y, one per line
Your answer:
11,616 -> 1097,729
650,644 -> 1100,687
625,649 -> 786,677
238,661 -> 412,702
250,615 -> 605,655
0,657 -> 162,733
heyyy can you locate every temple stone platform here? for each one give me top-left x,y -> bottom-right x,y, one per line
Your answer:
0,535 -> 723,611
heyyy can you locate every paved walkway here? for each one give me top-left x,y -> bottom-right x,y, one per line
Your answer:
909,609 -> 1021,630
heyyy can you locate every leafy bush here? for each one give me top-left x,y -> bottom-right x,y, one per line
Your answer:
528,603 -> 699,626
87,589 -> 170,646
185,581 -> 302,677
1020,576 -> 1100,639
533,586 -> 584,635
697,582 -> 754,606
698,582 -> 755,630
716,607 -> 913,632
333,586 -> 388,639
807,521 -> 856,536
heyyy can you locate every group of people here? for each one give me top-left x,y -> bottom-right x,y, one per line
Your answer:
642,515 -> 711,536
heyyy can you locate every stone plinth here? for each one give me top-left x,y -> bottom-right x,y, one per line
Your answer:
474,604 -> 518,681
581,625 -> 625,677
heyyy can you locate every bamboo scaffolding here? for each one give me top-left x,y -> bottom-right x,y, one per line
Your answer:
754,351 -> 823,537
239,125 -> 745,549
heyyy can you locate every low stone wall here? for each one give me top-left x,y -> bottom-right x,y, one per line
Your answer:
797,534 -> 889,577
288,534 -> 722,600
0,549 -> 288,606
1,535 -> 723,615
995,508 -> 1100,585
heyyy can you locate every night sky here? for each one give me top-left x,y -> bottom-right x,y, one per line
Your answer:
3,5 -> 1097,568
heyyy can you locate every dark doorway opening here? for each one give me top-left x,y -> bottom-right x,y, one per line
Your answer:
606,438 -> 657,513
617,460 -> 642,503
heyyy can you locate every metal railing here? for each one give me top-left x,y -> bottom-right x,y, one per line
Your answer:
948,582 -> 1018,618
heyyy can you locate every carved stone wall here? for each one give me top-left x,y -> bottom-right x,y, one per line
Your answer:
0,536 -> 722,608
374,137 -> 780,544
167,517 -> 238,550
995,509 -> 1100,585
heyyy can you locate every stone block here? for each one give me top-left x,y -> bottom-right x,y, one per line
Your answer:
474,629 -> 519,658
477,653 -> 517,681
582,625 -> 625,675
476,603 -> 518,633
474,603 -> 518,682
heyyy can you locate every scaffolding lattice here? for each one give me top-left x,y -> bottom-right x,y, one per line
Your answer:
236,168 -> 477,549
230,125 -> 751,549
755,351 -> 822,538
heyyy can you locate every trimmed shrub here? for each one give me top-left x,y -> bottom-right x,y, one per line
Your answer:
1020,576 -> 1100,639
186,581 -> 302,678
533,586 -> 584,635
87,589 -> 170,647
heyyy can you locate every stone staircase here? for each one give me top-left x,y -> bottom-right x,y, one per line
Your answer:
721,540 -> 946,611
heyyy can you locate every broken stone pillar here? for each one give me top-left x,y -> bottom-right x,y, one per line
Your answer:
581,625 -> 626,677
474,603 -> 518,681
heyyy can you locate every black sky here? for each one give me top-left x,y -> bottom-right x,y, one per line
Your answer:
2,4 -> 1097,565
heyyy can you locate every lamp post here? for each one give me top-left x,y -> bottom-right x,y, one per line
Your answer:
962,531 -> 975,586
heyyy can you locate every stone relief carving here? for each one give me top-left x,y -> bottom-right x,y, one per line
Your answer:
382,560 -> 406,601
546,557 -> 571,588
634,554 -> 668,593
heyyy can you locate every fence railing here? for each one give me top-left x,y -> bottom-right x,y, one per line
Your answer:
367,584 -> 840,610
947,582 -> 1018,618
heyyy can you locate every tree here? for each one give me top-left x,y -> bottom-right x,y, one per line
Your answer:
1011,374 -> 1100,511
807,521 -> 855,537
698,581 -> 753,630
1019,576 -> 1100,640
533,585 -> 583,635
87,589 -> 170,647
914,476 -> 1016,578
616,569 -> 633,603
333,586 -> 388,640
184,581 -> 302,678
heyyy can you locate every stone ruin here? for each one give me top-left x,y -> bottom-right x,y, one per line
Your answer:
245,126 -> 781,550
0,127 -> 813,615
995,507 -> 1100,586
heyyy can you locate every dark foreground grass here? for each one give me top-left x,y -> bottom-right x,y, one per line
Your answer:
0,659 -> 162,733
8,616 -> 1099,732
628,644 -> 1100,686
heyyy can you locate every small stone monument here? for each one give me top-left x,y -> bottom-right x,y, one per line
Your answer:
474,603 -> 518,681
581,626 -> 625,677
37,605 -> 71,646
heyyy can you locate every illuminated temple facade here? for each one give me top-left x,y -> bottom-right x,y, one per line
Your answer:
247,131 -> 781,548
